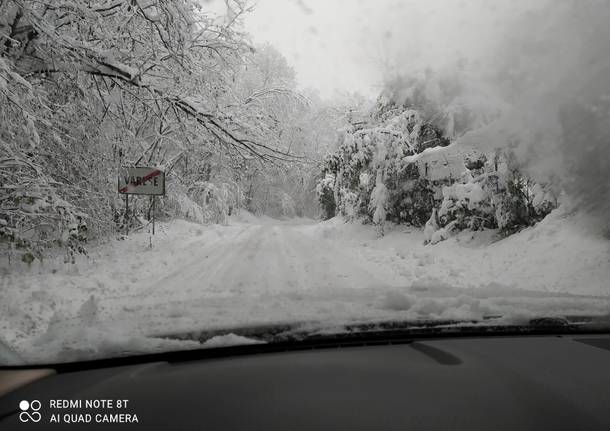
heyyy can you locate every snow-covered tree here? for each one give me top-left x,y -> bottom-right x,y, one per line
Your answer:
0,0 -> 325,261
318,72 -> 558,240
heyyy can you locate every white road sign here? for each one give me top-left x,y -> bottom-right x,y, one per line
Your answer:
118,167 -> 165,195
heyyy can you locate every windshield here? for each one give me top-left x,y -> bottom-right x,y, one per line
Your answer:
1,0 -> 609,366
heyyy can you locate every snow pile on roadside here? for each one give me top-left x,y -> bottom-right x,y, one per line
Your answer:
308,207 -> 609,296
202,333 -> 265,348
229,209 -> 260,224
1,208 -> 608,365
31,309 -> 202,364
0,218 -> 238,364
375,277 -> 610,322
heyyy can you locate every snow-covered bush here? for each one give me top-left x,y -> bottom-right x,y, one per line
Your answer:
162,183 -> 207,224
530,183 -> 558,219
437,182 -> 494,230
320,94 -> 451,228
0,62 -> 92,263
369,174 -> 388,234
162,180 -> 243,225
319,79 -> 558,242
338,189 -> 359,221
197,182 -> 231,225
0,170 -> 88,263
316,173 -> 336,220
428,151 -> 558,240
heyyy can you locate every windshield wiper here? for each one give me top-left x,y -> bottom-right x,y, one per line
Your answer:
161,314 -> 610,346
3,315 -> 609,373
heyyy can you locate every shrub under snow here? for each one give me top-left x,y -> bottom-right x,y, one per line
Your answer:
318,83 -> 558,242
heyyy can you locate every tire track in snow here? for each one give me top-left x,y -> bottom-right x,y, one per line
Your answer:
101,220 -> 405,330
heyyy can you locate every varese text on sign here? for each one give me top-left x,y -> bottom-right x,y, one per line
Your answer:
118,167 -> 165,195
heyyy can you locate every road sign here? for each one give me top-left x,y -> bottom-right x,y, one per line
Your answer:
118,167 -> 165,195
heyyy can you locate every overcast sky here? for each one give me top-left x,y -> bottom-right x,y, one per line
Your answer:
198,0 -> 555,100
242,0 -> 383,99
239,0 -> 532,100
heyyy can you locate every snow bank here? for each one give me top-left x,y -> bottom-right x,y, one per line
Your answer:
202,334 -> 265,348
0,219 -> 233,363
229,209 -> 260,224
324,208 -> 609,296
1,210 -> 608,365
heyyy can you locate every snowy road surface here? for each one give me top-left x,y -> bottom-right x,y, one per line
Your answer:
2,210 -> 609,363
145,223 -> 395,298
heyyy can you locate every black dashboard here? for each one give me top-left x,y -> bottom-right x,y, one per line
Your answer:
1,334 -> 610,430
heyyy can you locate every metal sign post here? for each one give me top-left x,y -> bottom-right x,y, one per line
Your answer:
125,194 -> 129,235
152,196 -> 156,235
118,166 -> 165,235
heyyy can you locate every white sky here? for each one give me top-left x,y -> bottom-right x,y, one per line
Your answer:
204,0 -> 543,100
242,0 -> 384,99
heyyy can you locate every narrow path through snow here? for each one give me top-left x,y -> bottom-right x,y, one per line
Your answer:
100,219 -> 406,336
2,213 -> 609,363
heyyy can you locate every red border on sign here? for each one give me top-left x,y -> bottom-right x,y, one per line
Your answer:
119,169 -> 163,194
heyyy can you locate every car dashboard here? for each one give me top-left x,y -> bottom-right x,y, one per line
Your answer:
1,334 -> 610,430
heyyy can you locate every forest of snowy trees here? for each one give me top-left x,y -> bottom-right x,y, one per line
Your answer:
2,0 -> 609,266
0,0 -> 340,263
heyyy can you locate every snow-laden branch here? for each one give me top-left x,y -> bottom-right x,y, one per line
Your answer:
3,0 -> 304,162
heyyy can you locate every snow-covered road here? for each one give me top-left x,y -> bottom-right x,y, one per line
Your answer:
99,219 -> 408,337
145,222 -> 393,298
2,210 -> 609,363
